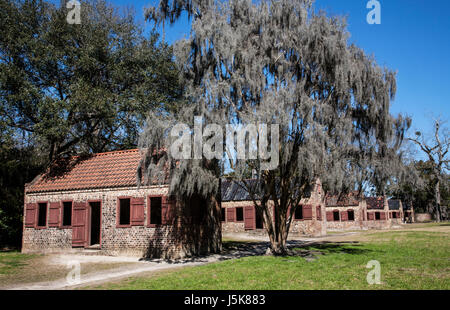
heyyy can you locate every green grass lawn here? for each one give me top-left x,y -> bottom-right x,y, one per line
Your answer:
0,251 -> 38,276
88,229 -> 450,290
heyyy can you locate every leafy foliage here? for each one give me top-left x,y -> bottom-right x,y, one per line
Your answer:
0,0 -> 183,247
0,0 -> 183,163
140,0 -> 410,254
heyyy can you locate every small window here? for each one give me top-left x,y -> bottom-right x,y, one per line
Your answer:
236,207 -> 244,221
294,206 -> 303,220
348,210 -> 354,221
392,212 -> 398,219
150,197 -> 162,225
333,210 -> 340,221
62,201 -> 72,226
221,208 -> 226,222
37,203 -> 47,227
375,212 -> 381,220
119,198 -> 131,225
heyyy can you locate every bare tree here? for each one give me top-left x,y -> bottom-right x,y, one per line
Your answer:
139,0 -> 410,254
409,118 -> 449,222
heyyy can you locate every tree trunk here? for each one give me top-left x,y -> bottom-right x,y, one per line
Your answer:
435,180 -> 442,222
266,205 -> 289,256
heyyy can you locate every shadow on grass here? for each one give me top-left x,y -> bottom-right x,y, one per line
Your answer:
221,239 -> 372,261
295,241 -> 371,256
137,240 -> 373,265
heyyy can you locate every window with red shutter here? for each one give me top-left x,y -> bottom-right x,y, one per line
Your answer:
148,196 -> 162,226
117,198 -> 131,227
340,210 -> 348,221
294,205 -> 303,220
131,197 -> 145,226
347,210 -> 355,221
333,210 -> 340,221
375,212 -> 381,220
48,202 -> 61,227
161,196 -> 176,225
326,211 -> 333,221
161,196 -> 169,224
244,205 -> 255,230
221,208 -> 226,222
62,201 -> 73,227
24,203 -> 37,228
236,207 -> 244,221
303,205 -> 313,220
166,195 -> 177,225
37,202 -> 48,227
226,207 -> 235,222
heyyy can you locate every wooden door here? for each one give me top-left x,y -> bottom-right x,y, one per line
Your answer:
72,202 -> 87,247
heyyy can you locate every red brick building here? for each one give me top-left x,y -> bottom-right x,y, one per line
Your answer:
220,179 -> 327,237
22,149 -> 221,259
325,192 -> 367,231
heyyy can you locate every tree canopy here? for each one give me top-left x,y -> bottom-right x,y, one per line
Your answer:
139,0 -> 410,254
0,0 -> 183,247
0,0 -> 183,163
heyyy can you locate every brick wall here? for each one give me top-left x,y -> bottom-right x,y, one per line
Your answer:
364,198 -> 392,230
325,202 -> 366,231
23,185 -> 221,258
221,180 -> 326,237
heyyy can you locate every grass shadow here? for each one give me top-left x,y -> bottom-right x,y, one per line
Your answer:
293,241 -> 372,256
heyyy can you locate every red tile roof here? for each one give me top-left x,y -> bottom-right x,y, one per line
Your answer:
325,191 -> 361,207
366,197 -> 385,209
26,149 -> 144,193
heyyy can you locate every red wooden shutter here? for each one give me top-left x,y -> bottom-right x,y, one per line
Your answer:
24,203 -> 37,228
72,202 -> 87,247
48,202 -> 61,227
303,205 -> 313,220
380,212 -> 386,220
161,196 -> 169,224
168,196 -> 176,224
226,207 -> 235,222
131,197 -> 145,226
340,210 -> 348,221
367,212 -> 374,220
316,206 -> 322,220
326,211 -> 333,221
244,205 -> 255,230
161,196 -> 176,225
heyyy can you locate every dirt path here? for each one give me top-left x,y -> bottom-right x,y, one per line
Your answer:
7,245 -> 280,290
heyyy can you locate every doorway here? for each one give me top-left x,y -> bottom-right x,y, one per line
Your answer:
89,201 -> 101,246
255,210 -> 263,229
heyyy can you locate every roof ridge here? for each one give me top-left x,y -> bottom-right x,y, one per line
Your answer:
92,148 -> 139,156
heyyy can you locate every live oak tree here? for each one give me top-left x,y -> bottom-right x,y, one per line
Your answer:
408,118 -> 449,222
0,0 -> 183,247
140,0 -> 410,254
0,0 -> 183,164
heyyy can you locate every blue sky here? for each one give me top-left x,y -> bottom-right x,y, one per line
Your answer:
58,0 -> 450,142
